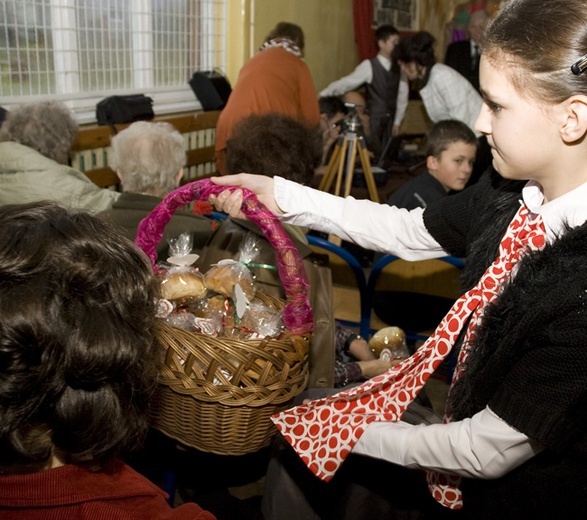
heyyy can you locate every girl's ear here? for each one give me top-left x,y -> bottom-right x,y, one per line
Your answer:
560,96 -> 587,143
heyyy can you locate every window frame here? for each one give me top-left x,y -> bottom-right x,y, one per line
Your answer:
0,0 -> 227,124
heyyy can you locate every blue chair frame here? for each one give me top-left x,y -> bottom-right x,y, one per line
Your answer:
366,253 -> 465,340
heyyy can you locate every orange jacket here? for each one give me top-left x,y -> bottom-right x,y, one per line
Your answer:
215,46 -> 320,160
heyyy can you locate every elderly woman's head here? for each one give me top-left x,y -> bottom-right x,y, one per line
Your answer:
0,101 -> 78,164
109,121 -> 186,198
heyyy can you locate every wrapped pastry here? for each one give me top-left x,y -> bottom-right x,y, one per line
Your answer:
204,260 -> 255,301
161,270 -> 206,300
159,232 -> 207,300
203,232 -> 260,301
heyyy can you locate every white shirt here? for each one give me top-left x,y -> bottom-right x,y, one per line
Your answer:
274,175 -> 587,478
320,54 -> 409,127
419,63 -> 483,136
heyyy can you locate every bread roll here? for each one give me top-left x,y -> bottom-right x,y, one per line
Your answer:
204,262 -> 255,300
161,270 -> 206,300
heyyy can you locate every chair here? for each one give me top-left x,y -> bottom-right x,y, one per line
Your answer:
366,254 -> 464,385
366,254 -> 465,341
306,234 -> 370,338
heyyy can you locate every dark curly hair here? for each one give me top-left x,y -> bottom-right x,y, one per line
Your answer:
0,202 -> 160,472
394,30 -> 437,69
226,113 -> 322,185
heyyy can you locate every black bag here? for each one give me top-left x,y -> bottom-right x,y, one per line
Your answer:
0,106 -> 8,127
188,70 -> 232,111
96,94 -> 154,128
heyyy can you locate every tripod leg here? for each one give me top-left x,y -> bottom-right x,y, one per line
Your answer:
319,140 -> 343,192
343,136 -> 358,199
358,139 -> 380,203
333,137 -> 349,197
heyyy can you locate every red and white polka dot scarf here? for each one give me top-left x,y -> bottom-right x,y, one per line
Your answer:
272,203 -> 546,510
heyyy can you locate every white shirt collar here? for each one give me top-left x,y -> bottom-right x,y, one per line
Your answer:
376,53 -> 391,71
522,180 -> 587,239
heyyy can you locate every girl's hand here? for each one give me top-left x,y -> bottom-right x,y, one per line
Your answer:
208,173 -> 281,218
357,358 -> 402,379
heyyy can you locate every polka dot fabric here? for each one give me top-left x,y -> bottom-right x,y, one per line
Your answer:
272,203 -> 546,510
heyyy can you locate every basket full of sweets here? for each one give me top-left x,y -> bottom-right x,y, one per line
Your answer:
135,179 -> 313,455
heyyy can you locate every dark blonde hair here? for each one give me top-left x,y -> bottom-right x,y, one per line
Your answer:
425,119 -> 478,158
483,0 -> 587,103
265,22 -> 305,51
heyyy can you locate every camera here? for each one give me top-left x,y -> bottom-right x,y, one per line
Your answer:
341,102 -> 362,133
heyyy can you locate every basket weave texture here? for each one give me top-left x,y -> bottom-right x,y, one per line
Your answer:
136,179 -> 313,455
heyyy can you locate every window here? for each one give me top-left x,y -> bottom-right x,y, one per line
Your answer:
0,0 -> 227,123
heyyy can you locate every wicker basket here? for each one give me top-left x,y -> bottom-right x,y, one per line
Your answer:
135,179 -> 313,455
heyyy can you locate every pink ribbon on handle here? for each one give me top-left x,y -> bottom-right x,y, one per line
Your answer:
135,179 -> 314,336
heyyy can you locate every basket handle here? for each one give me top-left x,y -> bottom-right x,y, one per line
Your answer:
135,179 -> 314,336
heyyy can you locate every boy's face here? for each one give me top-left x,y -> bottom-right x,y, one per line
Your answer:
427,141 -> 477,192
378,34 -> 399,58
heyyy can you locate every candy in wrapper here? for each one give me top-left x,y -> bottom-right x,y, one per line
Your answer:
369,326 -> 410,360
239,300 -> 284,339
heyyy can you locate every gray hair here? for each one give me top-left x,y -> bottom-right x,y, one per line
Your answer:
109,121 -> 186,197
0,101 -> 78,164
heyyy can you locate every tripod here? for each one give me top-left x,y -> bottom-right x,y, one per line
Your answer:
318,122 -> 380,203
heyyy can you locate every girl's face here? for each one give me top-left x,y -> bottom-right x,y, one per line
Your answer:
398,61 -> 424,81
475,55 -> 562,184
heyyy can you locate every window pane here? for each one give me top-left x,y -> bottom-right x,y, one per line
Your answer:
0,0 -> 226,105
0,1 -> 54,96
78,0 -> 133,92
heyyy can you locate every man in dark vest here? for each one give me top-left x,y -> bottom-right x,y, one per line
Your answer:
319,25 -> 408,157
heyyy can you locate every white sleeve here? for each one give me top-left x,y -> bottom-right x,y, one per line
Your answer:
393,73 -> 410,127
319,60 -> 373,97
353,406 -> 544,479
274,176 -> 445,260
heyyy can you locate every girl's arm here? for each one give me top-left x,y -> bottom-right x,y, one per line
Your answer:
211,175 -> 447,259
353,406 -> 543,479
